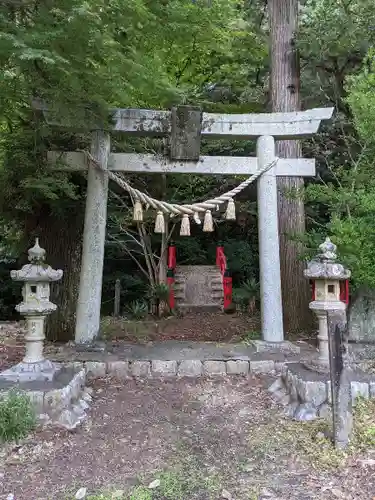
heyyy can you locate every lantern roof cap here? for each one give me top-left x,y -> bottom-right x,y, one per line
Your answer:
28,238 -> 46,263
10,238 -> 63,283
304,236 -> 351,280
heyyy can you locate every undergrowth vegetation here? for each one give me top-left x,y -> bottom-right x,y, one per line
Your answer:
0,389 -> 36,442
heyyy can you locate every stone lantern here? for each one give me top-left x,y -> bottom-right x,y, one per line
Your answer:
0,238 -> 63,382
304,237 -> 350,366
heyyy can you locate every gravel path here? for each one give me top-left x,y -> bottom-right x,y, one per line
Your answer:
1,376 -> 375,499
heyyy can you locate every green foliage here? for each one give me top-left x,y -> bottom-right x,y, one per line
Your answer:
352,397 -> 375,450
347,50 -> 375,150
149,283 -> 170,303
129,487 -> 152,500
241,330 -> 261,343
223,239 -> 257,283
232,278 -> 259,313
125,300 -> 149,320
0,389 -> 36,442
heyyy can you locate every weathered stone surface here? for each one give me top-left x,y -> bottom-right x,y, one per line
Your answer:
348,288 -> 375,342
250,340 -> 300,354
178,360 -> 203,377
203,361 -> 226,375
370,381 -> 375,398
69,370 -> 86,400
273,388 -> 291,405
57,408 -> 83,430
67,361 -> 85,371
226,360 -> 249,375
326,381 -> 332,404
174,265 -> 223,312
82,390 -> 93,403
268,378 -> 284,394
318,403 -> 331,420
76,398 -> 90,412
107,361 -> 129,380
249,360 -> 275,374
27,391 -> 44,411
131,361 -> 151,377
44,388 -> 68,411
285,372 -> 298,401
275,361 -> 286,375
85,361 -> 106,379
152,360 -> 177,376
284,401 -> 298,418
351,381 -> 369,403
296,379 -> 326,407
294,403 -> 317,421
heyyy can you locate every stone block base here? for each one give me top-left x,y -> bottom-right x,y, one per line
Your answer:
269,362 -> 375,422
250,340 -> 300,354
66,358 -> 280,380
0,366 -> 91,430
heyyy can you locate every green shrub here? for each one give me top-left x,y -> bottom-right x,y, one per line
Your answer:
0,389 -> 36,442
129,486 -> 152,500
149,283 -> 170,303
125,300 -> 149,320
232,278 -> 260,313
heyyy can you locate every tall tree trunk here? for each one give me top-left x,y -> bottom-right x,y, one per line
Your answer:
25,208 -> 83,342
268,0 -> 313,334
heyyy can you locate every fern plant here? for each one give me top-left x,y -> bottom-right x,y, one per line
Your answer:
148,282 -> 172,317
125,300 -> 149,320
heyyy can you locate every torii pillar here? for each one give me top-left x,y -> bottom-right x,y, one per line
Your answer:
257,135 -> 283,342
44,105 -> 334,345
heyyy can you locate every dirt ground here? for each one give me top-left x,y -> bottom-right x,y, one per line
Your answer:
1,375 -> 375,500
100,312 -> 263,344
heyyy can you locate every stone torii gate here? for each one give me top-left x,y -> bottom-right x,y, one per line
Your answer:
46,105 -> 333,345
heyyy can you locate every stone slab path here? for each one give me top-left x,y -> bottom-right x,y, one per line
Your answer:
1,375 -> 375,500
47,340 -> 315,363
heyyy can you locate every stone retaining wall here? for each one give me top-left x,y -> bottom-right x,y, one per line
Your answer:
69,358 -> 281,379
0,367 -> 90,429
269,363 -> 375,421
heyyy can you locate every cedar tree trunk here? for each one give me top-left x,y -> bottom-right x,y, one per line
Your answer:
25,208 -> 83,342
268,0 -> 313,334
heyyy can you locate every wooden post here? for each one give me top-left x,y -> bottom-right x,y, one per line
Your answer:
114,279 -> 121,317
75,130 -> 110,344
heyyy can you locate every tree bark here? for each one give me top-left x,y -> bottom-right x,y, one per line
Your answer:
24,208 -> 83,342
268,0 -> 313,334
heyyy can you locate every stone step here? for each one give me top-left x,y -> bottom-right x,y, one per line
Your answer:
175,265 -> 218,272
177,303 -> 223,314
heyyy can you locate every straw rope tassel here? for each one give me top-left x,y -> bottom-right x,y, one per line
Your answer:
225,198 -> 236,220
203,210 -> 214,232
180,214 -> 190,236
154,211 -> 165,233
133,198 -> 143,221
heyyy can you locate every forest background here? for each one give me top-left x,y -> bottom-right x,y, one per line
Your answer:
0,0 -> 375,341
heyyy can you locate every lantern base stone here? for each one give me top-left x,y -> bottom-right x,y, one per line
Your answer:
0,365 -> 90,430
269,362 -> 374,422
0,359 -> 61,383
